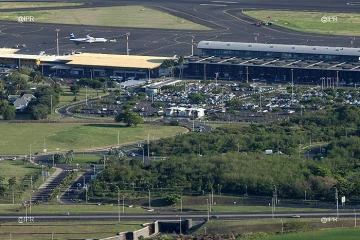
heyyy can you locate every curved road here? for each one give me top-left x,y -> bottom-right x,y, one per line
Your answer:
0,0 -> 358,56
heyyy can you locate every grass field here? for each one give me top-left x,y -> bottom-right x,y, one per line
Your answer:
0,2 -> 83,9
0,123 -> 186,154
0,5 -> 210,30
0,221 -> 143,240
266,227 -> 360,240
242,10 -> 360,36
58,85 -> 102,108
0,159 -> 40,183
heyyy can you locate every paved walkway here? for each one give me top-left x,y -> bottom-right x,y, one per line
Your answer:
38,167 -> 63,189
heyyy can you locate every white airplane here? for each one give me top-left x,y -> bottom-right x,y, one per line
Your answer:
69,33 -> 110,44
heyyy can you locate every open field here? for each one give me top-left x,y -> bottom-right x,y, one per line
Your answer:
0,221 -> 143,240
266,227 -> 360,240
199,219 -> 360,238
0,2 -> 83,9
58,85 -> 102,108
0,159 -> 40,183
242,10 -> 360,36
0,204 -> 152,214
0,5 -> 210,30
0,123 -> 187,154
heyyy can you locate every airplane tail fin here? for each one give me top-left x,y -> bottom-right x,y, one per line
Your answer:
70,33 -> 77,39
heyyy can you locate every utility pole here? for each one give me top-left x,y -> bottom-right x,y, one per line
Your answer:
55,29 -> 60,56
191,36 -> 195,56
118,187 -> 120,222
291,69 -> 294,104
335,187 -> 339,218
148,189 -> 151,209
126,32 -> 130,55
147,133 -> 150,160
117,130 -> 120,149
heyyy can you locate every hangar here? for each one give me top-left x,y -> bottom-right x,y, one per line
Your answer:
186,41 -> 360,86
0,48 -> 173,79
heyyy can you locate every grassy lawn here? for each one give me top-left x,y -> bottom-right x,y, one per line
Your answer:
265,227 -> 360,240
0,204 -> 152,214
58,85 -> 102,108
242,10 -> 360,36
0,159 -> 40,184
0,221 -> 143,240
0,2 -> 83,9
0,5 -> 210,30
0,123 -> 186,154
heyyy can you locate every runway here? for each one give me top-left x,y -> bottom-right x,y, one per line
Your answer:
0,0 -> 359,56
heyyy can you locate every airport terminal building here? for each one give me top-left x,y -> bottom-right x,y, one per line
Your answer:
186,41 -> 360,85
0,49 -> 173,79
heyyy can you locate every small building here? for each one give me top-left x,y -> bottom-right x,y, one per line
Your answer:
166,107 -> 205,119
265,149 -> 273,155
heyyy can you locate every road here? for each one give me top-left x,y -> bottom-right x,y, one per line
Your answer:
0,211 -> 354,222
0,0 -> 358,56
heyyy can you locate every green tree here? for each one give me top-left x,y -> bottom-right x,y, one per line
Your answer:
0,100 -> 9,115
29,71 -> 43,85
18,66 -> 32,76
3,105 -> 16,120
115,110 -> 144,127
70,84 -> 81,100
177,56 -> 185,79
29,104 -> 48,120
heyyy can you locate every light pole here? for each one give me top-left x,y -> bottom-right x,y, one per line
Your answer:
126,32 -> 130,55
138,141 -> 145,164
179,217 -> 182,235
291,69 -> 294,104
41,165 -> 44,182
148,188 -> 151,209
254,33 -> 259,43
335,187 -> 339,218
55,29 -> 60,56
246,185 -> 248,196
246,66 -> 249,83
85,86 -> 88,106
355,209 -> 357,227
281,219 -> 283,233
191,36 -> 195,56
117,187 -> 120,222
148,68 -> 151,82
305,190 -> 306,201
206,199 -> 209,221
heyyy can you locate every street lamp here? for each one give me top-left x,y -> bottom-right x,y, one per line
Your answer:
85,86 -> 88,106
291,69 -> 294,104
148,188 -> 151,209
138,141 -> 145,164
116,186 -> 120,222
206,199 -> 210,221
355,209 -> 357,227
335,187 -> 339,218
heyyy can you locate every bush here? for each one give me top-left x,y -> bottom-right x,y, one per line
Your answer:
170,120 -> 179,126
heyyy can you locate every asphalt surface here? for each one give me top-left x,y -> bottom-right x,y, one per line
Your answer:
0,211 -> 355,222
0,0 -> 359,56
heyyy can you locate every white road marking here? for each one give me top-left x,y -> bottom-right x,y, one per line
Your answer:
212,1 -> 238,3
200,4 -> 227,6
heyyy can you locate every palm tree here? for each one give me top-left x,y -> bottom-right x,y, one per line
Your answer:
161,59 -> 176,78
177,56 -> 185,79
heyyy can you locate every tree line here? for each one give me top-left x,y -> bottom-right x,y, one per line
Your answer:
89,105 -> 360,201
